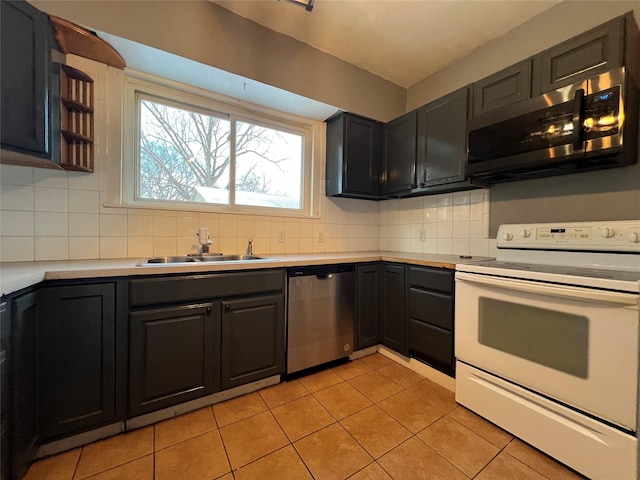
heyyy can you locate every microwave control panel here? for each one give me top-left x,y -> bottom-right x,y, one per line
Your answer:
497,221 -> 640,251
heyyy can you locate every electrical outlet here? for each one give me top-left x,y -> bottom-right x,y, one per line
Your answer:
317,231 -> 324,243
278,231 -> 285,243
419,230 -> 426,242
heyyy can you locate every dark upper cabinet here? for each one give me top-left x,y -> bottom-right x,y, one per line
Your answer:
0,0 -> 59,166
533,15 -> 625,95
380,264 -> 407,355
326,112 -> 383,199
407,267 -> 455,376
383,88 -> 482,197
9,292 -> 39,480
416,86 -> 471,188
38,282 -> 124,440
221,294 -> 285,389
473,60 -> 532,116
129,302 -> 220,417
355,264 -> 381,350
383,111 -> 417,195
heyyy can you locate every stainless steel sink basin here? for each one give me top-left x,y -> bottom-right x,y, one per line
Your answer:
137,254 -> 276,266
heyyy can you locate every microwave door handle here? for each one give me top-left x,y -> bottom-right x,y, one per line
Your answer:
571,88 -> 585,150
455,272 -> 638,306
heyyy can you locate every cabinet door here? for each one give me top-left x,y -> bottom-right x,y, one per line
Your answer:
473,60 -> 532,116
39,283 -> 120,439
533,16 -> 624,94
356,264 -> 381,349
380,264 -> 406,354
0,0 -> 52,157
0,300 -> 9,480
221,295 -> 285,389
129,303 -> 220,417
9,292 -> 39,480
383,111 -> 417,195
326,113 -> 382,198
417,86 -> 469,187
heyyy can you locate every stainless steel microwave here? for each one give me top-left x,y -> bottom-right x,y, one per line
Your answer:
466,68 -> 638,183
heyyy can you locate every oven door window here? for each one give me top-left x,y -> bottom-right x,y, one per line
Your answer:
479,297 -> 588,378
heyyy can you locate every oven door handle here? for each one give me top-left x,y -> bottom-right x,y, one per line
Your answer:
456,272 -> 638,306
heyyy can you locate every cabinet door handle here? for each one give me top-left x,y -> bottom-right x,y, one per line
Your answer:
224,304 -> 230,313
206,305 -> 212,314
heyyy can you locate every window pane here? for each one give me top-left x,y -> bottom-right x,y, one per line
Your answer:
138,98 -> 231,204
235,120 -> 303,209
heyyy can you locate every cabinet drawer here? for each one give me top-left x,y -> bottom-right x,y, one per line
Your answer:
408,318 -> 453,374
409,267 -> 453,293
130,270 -> 285,307
409,288 -> 453,331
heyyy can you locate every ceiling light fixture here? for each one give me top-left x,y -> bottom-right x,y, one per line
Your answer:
282,0 -> 314,12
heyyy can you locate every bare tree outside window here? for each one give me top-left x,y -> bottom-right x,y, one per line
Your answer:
138,97 -> 303,209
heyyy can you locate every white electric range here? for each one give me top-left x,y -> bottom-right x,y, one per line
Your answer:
455,220 -> 640,480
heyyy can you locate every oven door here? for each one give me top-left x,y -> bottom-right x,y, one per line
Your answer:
455,271 -> 639,431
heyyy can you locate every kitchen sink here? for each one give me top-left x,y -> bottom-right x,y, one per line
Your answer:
137,254 -> 276,266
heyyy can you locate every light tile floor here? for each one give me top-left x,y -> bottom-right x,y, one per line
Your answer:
25,353 -> 585,480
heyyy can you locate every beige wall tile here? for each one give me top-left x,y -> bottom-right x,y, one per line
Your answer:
100,236 -> 127,258
69,189 -> 100,213
35,212 -> 68,236
1,211 -> 34,236
100,214 -> 128,236
69,213 -> 100,237
1,236 -> 35,261
1,185 -> 34,211
69,237 -> 100,260
35,187 -> 68,212
35,237 -> 69,261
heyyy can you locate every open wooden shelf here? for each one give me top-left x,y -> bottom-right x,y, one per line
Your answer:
59,64 -> 94,172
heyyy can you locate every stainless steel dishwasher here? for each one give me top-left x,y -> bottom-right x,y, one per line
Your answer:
287,264 -> 355,374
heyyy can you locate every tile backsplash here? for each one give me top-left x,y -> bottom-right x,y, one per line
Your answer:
0,161 -> 491,262
0,55 -> 493,263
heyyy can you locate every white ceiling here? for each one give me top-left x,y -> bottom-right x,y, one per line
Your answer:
214,0 -> 561,88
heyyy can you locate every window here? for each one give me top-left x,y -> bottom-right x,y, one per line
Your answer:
121,75 -> 321,217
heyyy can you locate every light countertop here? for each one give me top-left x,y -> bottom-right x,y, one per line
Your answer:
0,251 -> 492,297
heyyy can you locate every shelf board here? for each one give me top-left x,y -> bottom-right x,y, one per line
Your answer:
61,130 -> 93,144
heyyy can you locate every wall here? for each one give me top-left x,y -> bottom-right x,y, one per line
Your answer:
30,0 -> 405,123
0,55 -> 492,262
406,1 -> 640,235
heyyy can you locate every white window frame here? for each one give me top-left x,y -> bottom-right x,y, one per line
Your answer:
119,71 -> 323,218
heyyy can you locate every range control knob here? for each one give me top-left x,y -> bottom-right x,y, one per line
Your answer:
628,232 -> 640,243
519,229 -> 531,238
601,228 -> 616,238
502,233 -> 513,241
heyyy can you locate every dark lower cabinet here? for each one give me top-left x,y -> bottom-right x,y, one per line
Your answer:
355,264 -> 382,349
380,264 -> 407,355
38,283 -> 124,440
9,292 -> 39,480
407,267 -> 455,376
221,295 -> 285,389
129,302 -> 220,417
0,300 -> 9,480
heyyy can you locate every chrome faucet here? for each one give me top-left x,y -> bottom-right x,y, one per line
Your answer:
197,227 -> 213,254
246,239 -> 253,255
